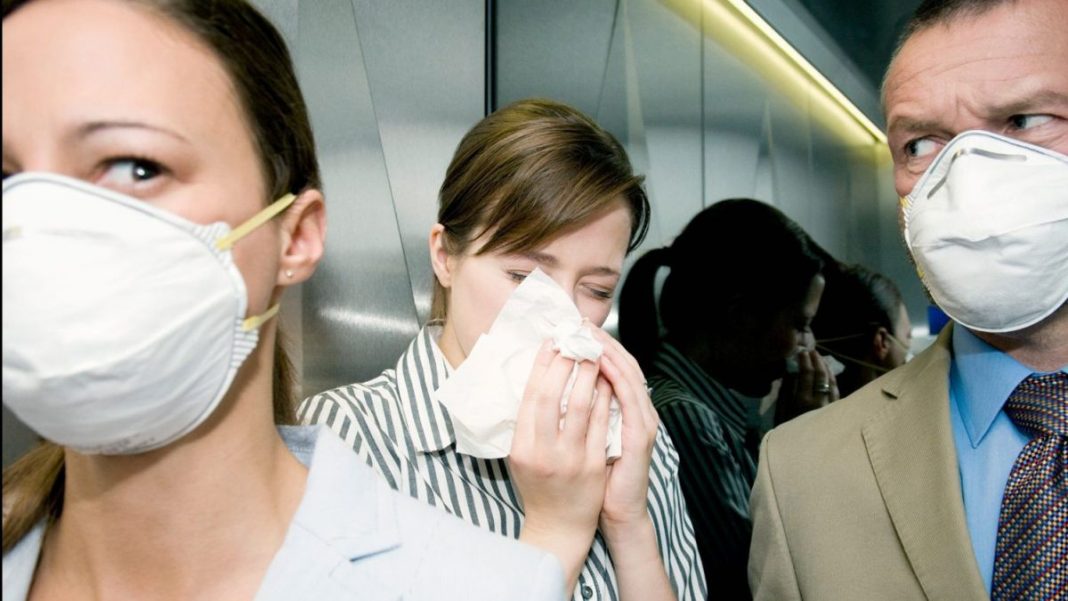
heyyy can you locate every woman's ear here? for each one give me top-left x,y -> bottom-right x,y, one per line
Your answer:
872,326 -> 892,362
429,223 -> 455,288
276,188 -> 326,286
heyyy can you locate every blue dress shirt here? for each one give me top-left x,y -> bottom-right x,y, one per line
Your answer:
2,426 -> 564,601
948,325 -> 1068,592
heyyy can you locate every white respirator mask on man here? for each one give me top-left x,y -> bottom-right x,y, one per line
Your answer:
2,173 -> 295,454
902,130 -> 1068,333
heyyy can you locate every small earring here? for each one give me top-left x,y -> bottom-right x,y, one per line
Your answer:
285,270 -> 294,278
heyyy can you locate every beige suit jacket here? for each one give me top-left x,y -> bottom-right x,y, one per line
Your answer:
748,326 -> 989,600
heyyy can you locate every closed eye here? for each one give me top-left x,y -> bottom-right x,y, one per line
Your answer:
582,282 -> 616,301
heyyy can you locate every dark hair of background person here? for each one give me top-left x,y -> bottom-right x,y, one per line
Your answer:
430,98 -> 651,321
812,264 -> 906,368
619,198 -> 824,372
901,0 -> 1010,41
2,0 -> 320,553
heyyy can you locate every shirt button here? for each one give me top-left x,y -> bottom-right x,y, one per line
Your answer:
581,585 -> 594,599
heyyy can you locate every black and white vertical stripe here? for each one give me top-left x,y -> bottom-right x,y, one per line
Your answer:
648,342 -> 758,598
298,327 -> 707,601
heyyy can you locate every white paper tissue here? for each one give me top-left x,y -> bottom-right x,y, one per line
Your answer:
785,346 -> 846,376
432,269 -> 622,459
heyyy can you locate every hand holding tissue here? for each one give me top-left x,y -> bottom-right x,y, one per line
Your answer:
785,346 -> 845,376
433,269 -> 622,459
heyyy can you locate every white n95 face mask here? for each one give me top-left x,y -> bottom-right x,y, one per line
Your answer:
2,173 -> 296,454
902,131 -> 1068,333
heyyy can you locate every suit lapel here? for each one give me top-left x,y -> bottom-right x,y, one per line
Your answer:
861,326 -> 988,600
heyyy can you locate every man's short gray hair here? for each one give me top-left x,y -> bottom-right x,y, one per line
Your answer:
882,0 -> 1019,106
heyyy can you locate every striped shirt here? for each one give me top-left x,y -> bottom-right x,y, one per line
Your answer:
648,343 -> 758,599
298,326 -> 706,601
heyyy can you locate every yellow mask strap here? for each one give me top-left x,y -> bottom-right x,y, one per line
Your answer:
242,303 -> 280,331
215,193 -> 297,251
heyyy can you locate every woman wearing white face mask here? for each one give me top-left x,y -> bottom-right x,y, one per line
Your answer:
1,2 -> 563,600
300,99 -> 706,601
812,263 -> 914,398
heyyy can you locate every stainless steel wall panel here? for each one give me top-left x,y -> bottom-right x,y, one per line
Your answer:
295,0 -> 422,396
625,0 -> 703,250
252,0 -> 299,50
2,407 -> 38,469
495,0 -> 619,117
350,0 -> 485,323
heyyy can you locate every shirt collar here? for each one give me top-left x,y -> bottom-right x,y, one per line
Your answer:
2,521 -> 43,600
950,325 -> 1038,447
393,325 -> 457,454
652,342 -> 749,435
280,425 -> 402,560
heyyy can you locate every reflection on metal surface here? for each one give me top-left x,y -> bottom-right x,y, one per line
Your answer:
296,0 -> 421,395
289,0 -> 486,395
695,0 -> 886,145
495,0 -> 619,118
351,0 -> 484,324
318,305 -> 420,338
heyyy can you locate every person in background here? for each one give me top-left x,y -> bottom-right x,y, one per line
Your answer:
1,1 -> 564,599
300,98 -> 705,601
748,0 -> 1068,598
812,263 -> 913,397
618,198 -> 835,599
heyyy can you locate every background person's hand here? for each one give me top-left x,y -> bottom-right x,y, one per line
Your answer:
775,349 -> 839,425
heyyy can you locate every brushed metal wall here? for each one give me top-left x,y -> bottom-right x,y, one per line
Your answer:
275,0 -> 484,397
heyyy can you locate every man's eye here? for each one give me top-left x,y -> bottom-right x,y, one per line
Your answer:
1008,114 -> 1053,131
904,138 -> 938,158
507,271 -> 528,283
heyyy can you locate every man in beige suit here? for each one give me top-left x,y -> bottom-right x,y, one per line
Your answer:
748,0 -> 1068,599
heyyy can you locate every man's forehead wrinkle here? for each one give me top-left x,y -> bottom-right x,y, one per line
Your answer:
887,51 -> 1051,130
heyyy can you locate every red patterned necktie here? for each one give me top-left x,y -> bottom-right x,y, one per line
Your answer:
992,372 -> 1067,600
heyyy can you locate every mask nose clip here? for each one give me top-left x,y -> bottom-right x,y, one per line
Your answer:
951,147 -> 1027,162
927,147 -> 1028,199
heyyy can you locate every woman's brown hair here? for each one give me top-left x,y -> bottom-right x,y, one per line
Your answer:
2,0 -> 320,552
431,98 -> 651,321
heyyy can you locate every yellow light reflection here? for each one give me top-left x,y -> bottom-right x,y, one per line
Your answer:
701,0 -> 888,148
